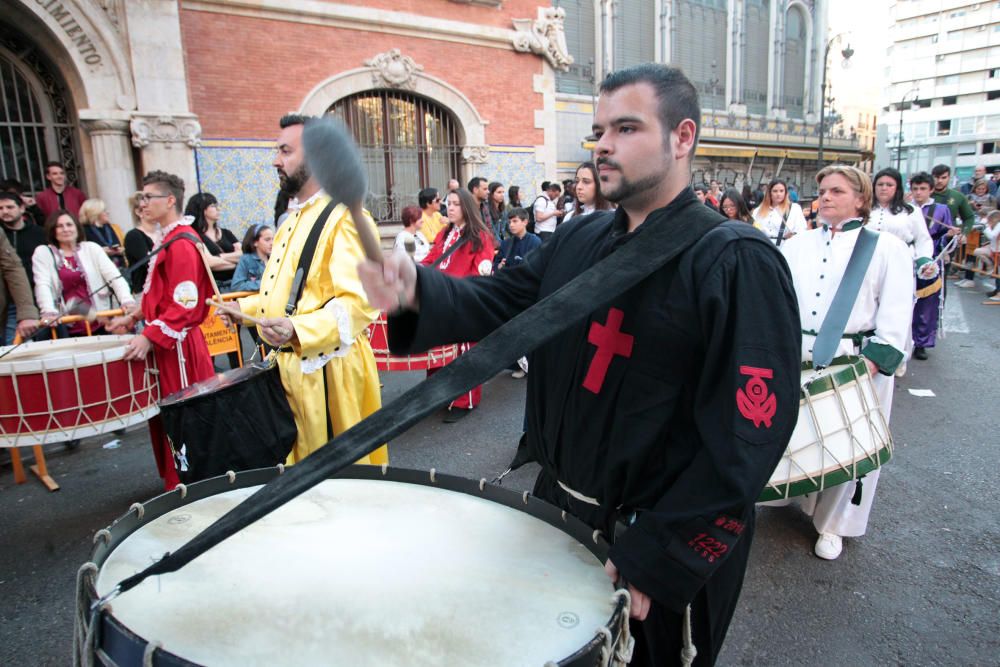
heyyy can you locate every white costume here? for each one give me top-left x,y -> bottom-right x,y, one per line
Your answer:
752,202 -> 807,244
780,220 -> 915,537
393,229 -> 430,262
869,204 -> 934,265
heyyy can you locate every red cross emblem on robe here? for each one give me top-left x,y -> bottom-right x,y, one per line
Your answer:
582,307 -> 634,394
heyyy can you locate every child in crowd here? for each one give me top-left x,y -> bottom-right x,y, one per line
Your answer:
973,210 -> 1000,300
231,224 -> 274,292
493,208 -> 540,378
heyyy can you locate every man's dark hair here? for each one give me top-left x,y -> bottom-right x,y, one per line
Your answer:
546,182 -> 561,194
600,63 -> 701,151
0,178 -> 25,194
467,177 -> 487,192
693,183 -> 709,194
508,207 -> 529,221
44,161 -> 64,171
909,171 -> 934,188
142,170 -> 185,213
418,187 -> 439,208
0,191 -> 22,205
279,114 -> 314,129
540,181 -> 550,191
931,164 -> 951,178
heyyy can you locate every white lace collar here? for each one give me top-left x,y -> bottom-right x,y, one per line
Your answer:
288,190 -> 326,212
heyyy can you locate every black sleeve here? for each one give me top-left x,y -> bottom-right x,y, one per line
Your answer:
123,229 -> 149,266
608,237 -> 802,612
387,227 -> 561,354
221,228 -> 239,253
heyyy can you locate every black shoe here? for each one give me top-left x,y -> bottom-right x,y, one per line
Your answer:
443,409 -> 471,423
913,347 -> 928,361
65,439 -> 81,450
989,290 -> 998,298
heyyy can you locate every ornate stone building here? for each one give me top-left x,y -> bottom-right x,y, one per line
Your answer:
554,0 -> 866,196
1,1 -> 573,230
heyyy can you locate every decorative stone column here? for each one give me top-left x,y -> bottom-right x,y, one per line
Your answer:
130,113 -> 202,196
80,118 -> 135,231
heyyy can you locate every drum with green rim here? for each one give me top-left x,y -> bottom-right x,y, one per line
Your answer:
759,355 -> 892,502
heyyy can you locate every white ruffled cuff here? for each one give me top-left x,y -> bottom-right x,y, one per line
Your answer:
477,259 -> 493,276
299,299 -> 355,374
149,319 -> 188,341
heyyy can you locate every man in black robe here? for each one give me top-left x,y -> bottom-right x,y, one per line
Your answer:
359,64 -> 801,666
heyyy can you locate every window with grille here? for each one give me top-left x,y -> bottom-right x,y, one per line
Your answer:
555,0 -> 596,95
670,0 -> 727,110
613,0 -> 655,70
742,0 -> 770,114
782,6 -> 807,119
328,91 -> 462,226
0,35 -> 80,196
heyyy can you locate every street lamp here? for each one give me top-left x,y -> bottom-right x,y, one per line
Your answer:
817,34 -> 854,170
895,86 -> 920,171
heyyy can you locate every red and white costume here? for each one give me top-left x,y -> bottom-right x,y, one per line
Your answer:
422,225 -> 495,410
142,217 -> 215,489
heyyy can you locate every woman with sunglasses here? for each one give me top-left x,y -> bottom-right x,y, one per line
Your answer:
418,187 -> 446,246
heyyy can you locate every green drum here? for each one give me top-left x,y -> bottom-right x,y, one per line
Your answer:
759,356 -> 893,502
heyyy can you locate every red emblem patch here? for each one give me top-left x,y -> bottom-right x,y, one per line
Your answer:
736,365 -> 776,428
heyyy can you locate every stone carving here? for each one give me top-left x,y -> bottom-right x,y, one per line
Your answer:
97,0 -> 124,32
130,114 -> 202,149
365,49 -> 424,90
511,7 -> 573,72
461,145 -> 490,164
81,118 -> 131,136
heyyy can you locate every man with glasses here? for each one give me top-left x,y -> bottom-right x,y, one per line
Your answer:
419,187 -> 446,244
111,171 -> 215,490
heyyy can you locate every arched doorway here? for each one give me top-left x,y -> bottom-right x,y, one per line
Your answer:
0,31 -> 82,194
328,90 -> 462,225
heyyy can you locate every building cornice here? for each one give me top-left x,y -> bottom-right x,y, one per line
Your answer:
184,0 -> 527,53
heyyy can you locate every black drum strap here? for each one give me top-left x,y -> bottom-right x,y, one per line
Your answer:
285,200 -> 339,317
112,200 -> 726,596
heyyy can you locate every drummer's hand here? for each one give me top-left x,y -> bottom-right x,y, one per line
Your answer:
215,308 -> 236,330
604,559 -> 651,621
124,334 -> 152,361
107,315 -> 133,334
357,251 -> 418,313
15,319 -> 39,338
260,317 -> 296,347
919,262 -> 937,279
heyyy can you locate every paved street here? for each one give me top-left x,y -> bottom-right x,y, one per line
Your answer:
2,281 -> 998,666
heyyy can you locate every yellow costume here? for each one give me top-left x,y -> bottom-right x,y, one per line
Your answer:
421,210 -> 446,245
238,193 -> 387,466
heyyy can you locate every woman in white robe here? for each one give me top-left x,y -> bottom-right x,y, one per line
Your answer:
780,165 -> 915,561
751,178 -> 807,245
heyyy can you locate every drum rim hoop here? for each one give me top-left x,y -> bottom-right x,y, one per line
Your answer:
86,466 -> 623,667
799,355 -> 869,398
0,334 -> 136,371
758,439 -> 892,502
157,361 -> 273,408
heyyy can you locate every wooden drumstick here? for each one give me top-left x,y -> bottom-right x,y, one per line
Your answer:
206,299 -> 291,339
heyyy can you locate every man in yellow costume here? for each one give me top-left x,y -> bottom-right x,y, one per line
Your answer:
236,114 -> 387,466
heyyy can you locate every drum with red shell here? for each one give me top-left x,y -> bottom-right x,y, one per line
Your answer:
0,335 -> 159,447
367,313 -> 459,372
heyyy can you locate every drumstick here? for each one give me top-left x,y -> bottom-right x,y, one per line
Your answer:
302,117 -> 383,265
206,299 -> 291,339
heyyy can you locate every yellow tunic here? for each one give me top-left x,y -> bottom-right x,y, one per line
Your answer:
238,194 -> 387,466
421,210 -> 446,245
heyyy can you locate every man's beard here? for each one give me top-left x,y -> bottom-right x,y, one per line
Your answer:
597,156 -> 666,205
278,164 -> 311,196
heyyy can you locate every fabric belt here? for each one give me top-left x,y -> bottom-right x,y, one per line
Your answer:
801,328 -> 876,347
557,480 -> 600,506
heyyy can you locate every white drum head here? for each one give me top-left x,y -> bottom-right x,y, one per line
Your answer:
97,479 -> 617,666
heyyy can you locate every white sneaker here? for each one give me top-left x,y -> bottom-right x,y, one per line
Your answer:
955,279 -> 972,288
814,533 -> 843,560
511,370 -> 526,379
894,360 -> 907,378
990,295 -> 1000,302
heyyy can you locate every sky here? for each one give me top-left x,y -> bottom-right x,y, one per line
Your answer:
825,0 -> 891,116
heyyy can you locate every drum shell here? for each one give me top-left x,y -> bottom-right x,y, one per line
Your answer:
83,467 -> 626,667
159,364 -> 296,484
367,314 -> 459,371
760,355 -> 892,502
0,336 -> 159,447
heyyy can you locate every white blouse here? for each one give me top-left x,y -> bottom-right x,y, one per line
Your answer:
752,203 -> 807,243
869,205 -> 934,261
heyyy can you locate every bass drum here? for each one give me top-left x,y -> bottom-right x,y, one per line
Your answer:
81,467 -> 631,667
